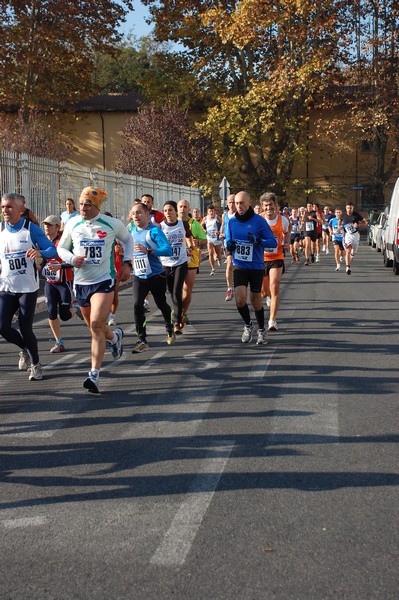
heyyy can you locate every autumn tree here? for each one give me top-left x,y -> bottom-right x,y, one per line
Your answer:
94,35 -> 210,110
142,0 -> 345,196
0,0 -> 133,116
115,101 -> 216,187
0,110 -> 72,160
318,0 -> 399,205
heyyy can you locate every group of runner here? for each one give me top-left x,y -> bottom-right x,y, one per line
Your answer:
0,188 -> 366,393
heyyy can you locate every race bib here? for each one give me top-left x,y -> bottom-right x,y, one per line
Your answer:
133,253 -> 152,276
3,250 -> 28,275
235,240 -> 254,262
80,239 -> 106,265
305,221 -> 315,231
171,244 -> 182,258
43,262 -> 62,283
344,223 -> 356,234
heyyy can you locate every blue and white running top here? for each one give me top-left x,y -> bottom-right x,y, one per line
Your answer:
0,218 -> 57,293
130,223 -> 172,279
160,220 -> 189,267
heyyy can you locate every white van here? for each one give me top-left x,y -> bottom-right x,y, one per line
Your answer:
382,177 -> 399,274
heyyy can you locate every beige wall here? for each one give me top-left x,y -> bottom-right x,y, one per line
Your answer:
61,107 -> 399,207
63,112 -> 131,171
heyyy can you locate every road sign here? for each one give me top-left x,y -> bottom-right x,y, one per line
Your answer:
219,177 -> 230,208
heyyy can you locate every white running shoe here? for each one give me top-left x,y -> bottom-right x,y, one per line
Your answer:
326,248 -> 330,254
210,269 -> 215,276
315,254 -> 320,263
225,289 -> 233,301
28,363 -> 43,381
265,296 -> 271,307
18,349 -> 30,370
256,329 -> 267,345
346,266 -> 351,275
110,327 -> 124,359
322,244 -> 326,252
268,319 -> 278,332
83,371 -> 100,394
108,314 -> 117,326
335,265 -> 341,271
241,323 -> 253,343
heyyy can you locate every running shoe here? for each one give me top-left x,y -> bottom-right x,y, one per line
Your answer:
50,342 -> 66,353
83,370 -> 100,394
315,254 -> 320,263
225,289 -> 233,302
304,261 -> 310,266
256,329 -> 267,345
28,363 -> 43,381
183,313 -> 190,325
217,259 -> 221,267
144,299 -> 151,313
268,319 -> 279,332
18,349 -> 30,370
340,256 -> 344,262
335,265 -> 341,271
322,244 -> 326,252
346,266 -> 351,275
241,323 -> 253,343
110,327 -> 124,359
132,339 -> 149,353
265,295 -> 271,307
326,248 -> 330,254
166,328 -> 176,345
174,323 -> 183,335
72,301 -> 84,321
210,269 -> 215,276
108,315 -> 117,326
311,254 -> 315,263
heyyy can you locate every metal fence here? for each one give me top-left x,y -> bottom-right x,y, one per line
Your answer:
0,151 -> 203,223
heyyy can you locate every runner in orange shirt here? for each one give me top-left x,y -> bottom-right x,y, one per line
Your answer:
260,192 -> 290,332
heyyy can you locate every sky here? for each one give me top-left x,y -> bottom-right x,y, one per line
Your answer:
118,1 -> 153,38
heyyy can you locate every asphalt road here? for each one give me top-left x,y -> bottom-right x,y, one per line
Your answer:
1,240 -> 398,600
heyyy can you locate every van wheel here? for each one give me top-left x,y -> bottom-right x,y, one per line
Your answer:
393,257 -> 399,275
383,251 -> 393,268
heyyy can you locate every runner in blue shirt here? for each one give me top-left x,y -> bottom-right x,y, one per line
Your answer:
129,202 -> 175,353
226,191 -> 277,345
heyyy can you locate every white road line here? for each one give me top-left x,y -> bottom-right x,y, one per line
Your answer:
43,353 -> 78,370
2,516 -> 47,528
139,351 -> 167,370
0,415 -> 66,438
249,349 -> 275,378
150,440 -> 235,567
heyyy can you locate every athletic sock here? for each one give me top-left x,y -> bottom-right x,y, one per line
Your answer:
237,304 -> 251,325
254,306 -> 265,330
